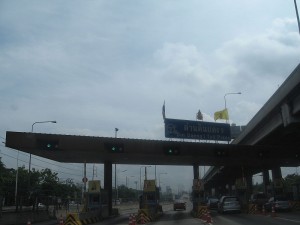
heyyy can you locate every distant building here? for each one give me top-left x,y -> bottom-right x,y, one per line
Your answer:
166,186 -> 172,194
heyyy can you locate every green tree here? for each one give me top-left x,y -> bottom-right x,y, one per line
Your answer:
284,173 -> 300,193
117,185 -> 137,201
0,160 -> 82,209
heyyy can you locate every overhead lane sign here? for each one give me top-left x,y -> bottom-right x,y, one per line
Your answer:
164,118 -> 231,141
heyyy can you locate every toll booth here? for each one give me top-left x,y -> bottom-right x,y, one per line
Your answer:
192,179 -> 211,220
137,180 -> 162,223
192,179 -> 205,212
85,180 -> 109,217
86,180 -> 102,211
235,177 -> 248,210
65,180 -> 104,224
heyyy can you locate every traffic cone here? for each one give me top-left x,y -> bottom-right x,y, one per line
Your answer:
140,213 -> 145,224
132,214 -> 136,225
206,211 -> 213,224
201,211 -> 208,222
59,214 -> 64,225
27,219 -> 31,225
271,206 -> 276,217
129,214 -> 133,225
262,205 -> 266,215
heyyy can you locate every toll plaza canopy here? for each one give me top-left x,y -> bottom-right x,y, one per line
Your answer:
5,131 -> 300,168
5,64 -> 300,169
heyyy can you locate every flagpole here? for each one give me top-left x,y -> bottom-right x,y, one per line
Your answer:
294,0 -> 300,35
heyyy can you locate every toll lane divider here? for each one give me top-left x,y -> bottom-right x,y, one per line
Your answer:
64,212 -> 102,225
64,213 -> 82,225
291,201 -> 300,211
136,209 -> 151,224
248,204 -> 257,214
193,206 -> 213,224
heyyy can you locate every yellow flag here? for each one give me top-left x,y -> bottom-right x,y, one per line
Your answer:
214,108 -> 229,121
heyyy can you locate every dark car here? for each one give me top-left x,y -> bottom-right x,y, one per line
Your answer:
264,196 -> 292,212
173,199 -> 186,211
249,192 -> 268,211
249,192 -> 268,206
207,197 -> 219,210
218,196 -> 241,214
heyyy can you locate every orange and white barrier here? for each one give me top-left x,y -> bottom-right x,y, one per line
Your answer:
206,211 -> 213,224
271,206 -> 276,217
129,214 -> 133,225
132,214 -> 136,225
59,214 -> 64,225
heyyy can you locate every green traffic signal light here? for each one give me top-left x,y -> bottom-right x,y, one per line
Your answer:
37,139 -> 59,150
164,146 -> 180,155
105,143 -> 124,153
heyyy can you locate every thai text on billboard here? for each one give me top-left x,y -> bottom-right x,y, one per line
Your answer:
164,118 -> 231,141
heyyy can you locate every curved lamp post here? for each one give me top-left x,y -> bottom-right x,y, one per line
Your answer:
224,92 -> 241,110
30,120 -> 57,171
29,120 -> 56,191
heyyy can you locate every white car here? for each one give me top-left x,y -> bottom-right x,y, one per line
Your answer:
38,203 -> 46,208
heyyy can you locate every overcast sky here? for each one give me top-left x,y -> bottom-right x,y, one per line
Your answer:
1,1 -> 300,192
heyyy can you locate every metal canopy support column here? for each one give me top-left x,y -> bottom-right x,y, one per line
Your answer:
193,164 -> 199,179
104,161 -> 113,216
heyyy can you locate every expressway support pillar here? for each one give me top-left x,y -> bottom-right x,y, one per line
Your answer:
192,164 -> 200,213
246,175 -> 253,201
271,167 -> 283,196
193,164 -> 199,179
262,169 -> 270,195
104,161 -> 113,216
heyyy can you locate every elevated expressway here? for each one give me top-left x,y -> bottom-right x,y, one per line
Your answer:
203,63 -> 300,196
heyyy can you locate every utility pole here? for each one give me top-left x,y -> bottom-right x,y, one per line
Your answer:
294,0 -> 300,35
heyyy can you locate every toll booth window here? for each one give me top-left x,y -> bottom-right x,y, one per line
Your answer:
93,197 -> 99,203
91,196 -> 100,205
147,194 -> 155,201
101,190 -> 108,204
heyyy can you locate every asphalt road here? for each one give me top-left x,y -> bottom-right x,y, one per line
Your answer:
96,202 -> 300,225
33,202 -> 300,225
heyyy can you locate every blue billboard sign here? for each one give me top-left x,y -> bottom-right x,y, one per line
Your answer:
164,118 -> 231,141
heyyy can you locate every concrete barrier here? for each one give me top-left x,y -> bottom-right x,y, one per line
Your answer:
0,209 -> 51,225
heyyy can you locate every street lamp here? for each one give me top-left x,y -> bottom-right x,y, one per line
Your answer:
30,121 -> 57,171
115,128 -> 119,138
114,128 -> 119,205
15,150 -> 20,206
29,121 -> 56,191
224,92 -> 241,122
126,175 -> 135,188
224,92 -> 241,110
294,0 -> 300,35
31,120 -> 57,133
140,166 -> 151,190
